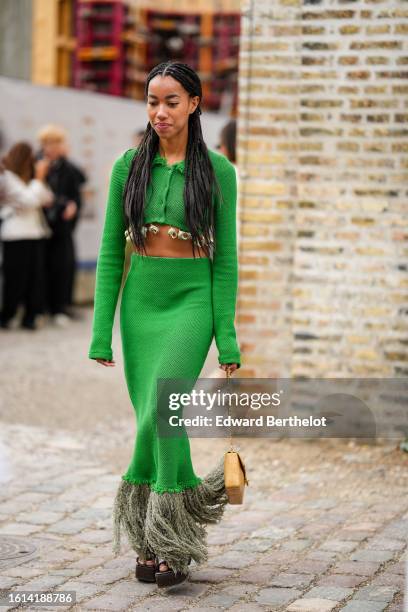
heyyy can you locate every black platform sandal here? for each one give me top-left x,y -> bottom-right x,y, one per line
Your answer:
135,555 -> 158,582
155,557 -> 192,588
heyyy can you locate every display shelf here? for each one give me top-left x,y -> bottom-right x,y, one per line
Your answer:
124,7 -> 240,112
32,0 -> 240,113
73,0 -> 126,96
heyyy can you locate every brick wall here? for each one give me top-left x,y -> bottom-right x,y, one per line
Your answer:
237,0 -> 408,378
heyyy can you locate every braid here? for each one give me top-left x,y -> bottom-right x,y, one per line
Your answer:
123,61 -> 222,259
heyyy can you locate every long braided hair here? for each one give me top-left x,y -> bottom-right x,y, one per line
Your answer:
123,61 -> 222,259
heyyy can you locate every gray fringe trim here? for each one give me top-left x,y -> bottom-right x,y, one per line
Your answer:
112,481 -> 151,558
183,457 -> 227,525
112,458 -> 227,574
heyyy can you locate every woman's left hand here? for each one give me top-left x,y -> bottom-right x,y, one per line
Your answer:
219,363 -> 239,373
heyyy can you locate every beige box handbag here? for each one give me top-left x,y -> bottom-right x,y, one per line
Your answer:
223,366 -> 249,504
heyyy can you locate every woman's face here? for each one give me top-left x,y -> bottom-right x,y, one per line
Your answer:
147,75 -> 199,141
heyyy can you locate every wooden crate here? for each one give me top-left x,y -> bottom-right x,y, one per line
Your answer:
32,0 -> 76,87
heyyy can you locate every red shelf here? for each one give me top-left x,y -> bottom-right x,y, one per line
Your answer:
73,0 -> 126,96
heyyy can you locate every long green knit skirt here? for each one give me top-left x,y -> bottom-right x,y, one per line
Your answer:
113,252 -> 228,574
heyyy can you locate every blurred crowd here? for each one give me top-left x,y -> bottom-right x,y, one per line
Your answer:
0,118 -> 237,335
0,125 -> 86,331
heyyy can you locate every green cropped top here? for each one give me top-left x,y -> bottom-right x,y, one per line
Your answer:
88,146 -> 241,368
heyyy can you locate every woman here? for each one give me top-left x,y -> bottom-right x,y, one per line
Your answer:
88,61 -> 241,588
0,142 -> 53,330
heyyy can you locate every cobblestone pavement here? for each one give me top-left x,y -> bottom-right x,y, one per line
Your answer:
0,309 -> 407,611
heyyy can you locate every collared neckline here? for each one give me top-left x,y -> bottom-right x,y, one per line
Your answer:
152,152 -> 185,174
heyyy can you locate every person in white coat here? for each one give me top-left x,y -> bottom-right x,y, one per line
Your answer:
0,142 -> 53,330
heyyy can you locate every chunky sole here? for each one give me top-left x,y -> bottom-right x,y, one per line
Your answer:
155,569 -> 189,588
155,557 -> 192,588
135,558 -> 157,583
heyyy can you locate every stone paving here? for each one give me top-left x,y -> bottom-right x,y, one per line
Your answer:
0,308 -> 407,611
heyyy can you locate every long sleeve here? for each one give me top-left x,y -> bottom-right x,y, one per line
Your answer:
212,157 -> 241,368
88,155 -> 127,361
3,172 -> 53,210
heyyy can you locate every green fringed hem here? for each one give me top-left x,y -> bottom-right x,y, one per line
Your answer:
121,474 -> 203,494
112,458 -> 228,575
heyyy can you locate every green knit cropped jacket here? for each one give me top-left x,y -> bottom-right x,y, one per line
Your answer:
88,146 -> 241,368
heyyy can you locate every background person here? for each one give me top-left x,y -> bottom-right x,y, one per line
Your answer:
209,118 -> 242,379
218,119 -> 241,249
37,125 -> 86,326
0,142 -> 53,330
132,129 -> 146,148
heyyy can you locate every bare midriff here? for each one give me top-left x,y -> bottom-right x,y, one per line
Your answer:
131,223 -> 210,259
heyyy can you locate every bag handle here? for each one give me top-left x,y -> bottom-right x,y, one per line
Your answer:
226,366 -> 233,451
225,366 -> 249,486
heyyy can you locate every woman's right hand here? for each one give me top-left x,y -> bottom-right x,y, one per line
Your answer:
95,359 -> 116,367
35,159 -> 50,181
